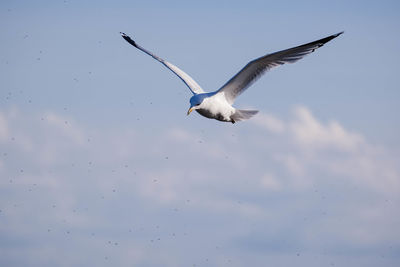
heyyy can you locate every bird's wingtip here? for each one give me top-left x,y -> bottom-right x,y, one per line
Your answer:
335,31 -> 344,37
120,32 -> 138,47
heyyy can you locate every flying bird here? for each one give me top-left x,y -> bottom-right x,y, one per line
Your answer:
121,31 -> 343,123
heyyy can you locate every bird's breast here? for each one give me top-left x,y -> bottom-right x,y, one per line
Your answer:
196,96 -> 235,122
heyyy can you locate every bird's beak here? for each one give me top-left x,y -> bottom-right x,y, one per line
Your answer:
187,107 -> 194,116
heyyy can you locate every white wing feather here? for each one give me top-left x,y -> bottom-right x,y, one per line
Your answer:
121,32 -> 204,95
217,32 -> 343,104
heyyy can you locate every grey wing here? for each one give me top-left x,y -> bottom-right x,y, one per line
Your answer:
121,32 -> 204,95
217,32 -> 343,104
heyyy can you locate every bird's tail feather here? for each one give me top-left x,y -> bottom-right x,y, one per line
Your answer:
231,109 -> 259,121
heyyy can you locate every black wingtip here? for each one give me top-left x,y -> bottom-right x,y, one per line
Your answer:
297,31 -> 344,50
120,32 -> 137,47
334,31 -> 344,37
316,31 -> 344,46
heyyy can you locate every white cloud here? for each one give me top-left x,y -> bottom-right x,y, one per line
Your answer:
166,127 -> 241,164
1,106 -> 399,267
167,127 -> 195,142
139,169 -> 182,203
252,113 -> 286,133
277,154 -> 306,177
290,106 -> 365,152
260,172 -> 281,191
0,112 -> 9,142
249,106 -> 400,194
44,112 -> 85,145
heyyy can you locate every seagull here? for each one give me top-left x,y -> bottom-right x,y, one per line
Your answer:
121,31 -> 343,123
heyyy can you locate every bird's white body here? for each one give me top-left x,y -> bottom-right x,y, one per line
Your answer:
196,92 -> 235,122
121,31 -> 343,123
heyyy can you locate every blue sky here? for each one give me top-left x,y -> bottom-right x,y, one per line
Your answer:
1,0 -> 399,266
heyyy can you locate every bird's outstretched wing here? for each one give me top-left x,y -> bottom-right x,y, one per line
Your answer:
217,32 -> 343,104
121,32 -> 204,95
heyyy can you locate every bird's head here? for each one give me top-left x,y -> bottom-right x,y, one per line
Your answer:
187,94 -> 206,115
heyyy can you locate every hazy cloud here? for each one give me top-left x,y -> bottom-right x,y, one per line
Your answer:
1,106 -> 399,266
0,112 -> 9,142
290,106 -> 365,152
252,112 -> 286,133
